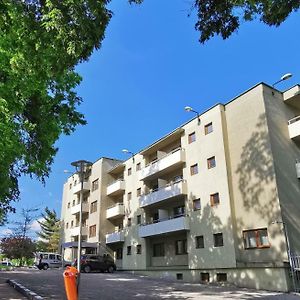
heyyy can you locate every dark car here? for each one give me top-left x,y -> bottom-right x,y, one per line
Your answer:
73,254 -> 116,273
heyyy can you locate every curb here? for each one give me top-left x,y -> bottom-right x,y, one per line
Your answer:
7,279 -> 44,300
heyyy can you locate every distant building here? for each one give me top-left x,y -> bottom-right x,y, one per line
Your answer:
60,83 -> 300,292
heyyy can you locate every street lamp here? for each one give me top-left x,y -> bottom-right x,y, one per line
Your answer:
184,106 -> 200,124
122,149 -> 135,162
272,73 -> 293,88
71,159 -> 92,297
272,220 -> 296,291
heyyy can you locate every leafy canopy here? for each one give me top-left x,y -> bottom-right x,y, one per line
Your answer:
130,0 -> 300,43
0,0 -> 111,222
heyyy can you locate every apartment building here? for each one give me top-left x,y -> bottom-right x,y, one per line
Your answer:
60,83 -> 300,292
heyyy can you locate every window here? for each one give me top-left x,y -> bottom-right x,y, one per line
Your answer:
136,163 -> 141,171
90,201 -> 97,213
195,235 -> 204,249
66,222 -> 69,229
136,244 -> 142,254
72,199 -> 75,206
153,243 -> 165,257
89,225 -> 96,237
204,122 -> 213,135
193,199 -> 201,211
128,168 -> 132,176
217,273 -> 227,282
69,183 -> 72,190
116,248 -> 123,259
201,272 -> 210,283
207,156 -> 216,169
176,273 -> 183,280
127,218 -> 131,227
67,202 -> 70,208
127,192 -> 132,201
190,164 -> 198,175
137,188 -> 142,197
137,215 -> 141,225
173,206 -> 185,217
92,179 -> 99,191
71,220 -> 74,228
175,239 -> 187,255
243,228 -> 270,249
210,193 -> 220,206
188,132 -> 196,144
127,246 -> 132,255
214,233 -> 224,247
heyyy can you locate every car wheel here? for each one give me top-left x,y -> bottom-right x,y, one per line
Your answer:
83,265 -> 91,273
43,264 -> 49,270
107,266 -> 114,273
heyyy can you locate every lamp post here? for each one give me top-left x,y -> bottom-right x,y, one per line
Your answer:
272,220 -> 296,291
184,106 -> 200,124
122,149 -> 135,162
71,159 -> 92,297
272,73 -> 293,88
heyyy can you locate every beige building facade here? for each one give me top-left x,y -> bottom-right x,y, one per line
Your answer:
61,83 -> 300,292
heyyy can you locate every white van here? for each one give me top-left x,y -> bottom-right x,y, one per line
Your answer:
34,252 -> 71,270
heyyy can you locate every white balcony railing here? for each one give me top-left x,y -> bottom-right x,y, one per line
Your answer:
73,181 -> 90,194
140,180 -> 187,208
70,226 -> 88,237
288,116 -> 300,140
139,215 -> 189,238
106,179 -> 125,196
106,203 -> 125,219
140,148 -> 185,180
105,231 -> 125,244
70,202 -> 89,215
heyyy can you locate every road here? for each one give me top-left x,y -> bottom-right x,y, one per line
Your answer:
0,269 -> 299,300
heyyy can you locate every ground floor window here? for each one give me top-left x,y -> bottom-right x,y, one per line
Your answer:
175,239 -> 187,255
213,233 -> 223,247
176,273 -> 183,280
116,248 -> 123,259
136,244 -> 142,254
243,228 -> 270,249
200,272 -> 209,283
216,273 -> 227,282
127,246 -> 131,255
153,243 -> 165,257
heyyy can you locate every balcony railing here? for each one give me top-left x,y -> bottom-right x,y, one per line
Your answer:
70,202 -> 89,215
106,179 -> 125,196
139,215 -> 189,238
140,179 -> 187,208
288,116 -> 300,140
73,181 -> 90,194
70,226 -> 88,237
140,148 -> 185,180
105,230 -> 125,244
106,203 -> 125,219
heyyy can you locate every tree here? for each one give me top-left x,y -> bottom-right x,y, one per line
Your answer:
130,1 -> 300,43
37,207 -> 60,252
0,1 -> 112,223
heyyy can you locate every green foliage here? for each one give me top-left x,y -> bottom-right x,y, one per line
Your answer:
37,207 -> 60,252
130,0 -> 300,43
0,1 -> 112,222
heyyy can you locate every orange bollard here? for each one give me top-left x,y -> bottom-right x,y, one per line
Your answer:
63,266 -> 78,300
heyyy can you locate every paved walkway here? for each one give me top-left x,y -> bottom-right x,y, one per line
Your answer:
0,277 -> 27,300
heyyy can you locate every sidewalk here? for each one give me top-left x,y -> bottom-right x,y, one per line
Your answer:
0,277 -> 27,300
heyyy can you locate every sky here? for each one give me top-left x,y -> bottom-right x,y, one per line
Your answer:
1,0 -> 300,236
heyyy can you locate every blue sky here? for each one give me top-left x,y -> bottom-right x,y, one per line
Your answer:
2,0 -> 300,235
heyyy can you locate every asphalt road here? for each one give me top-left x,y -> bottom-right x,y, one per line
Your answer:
0,269 -> 299,300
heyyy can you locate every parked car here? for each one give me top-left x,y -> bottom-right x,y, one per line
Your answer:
34,252 -> 71,270
0,261 -> 14,270
73,254 -> 116,273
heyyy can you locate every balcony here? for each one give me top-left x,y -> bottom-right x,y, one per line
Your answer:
139,215 -> 189,238
106,203 -> 125,220
106,180 -> 125,196
288,116 -> 300,140
140,148 -> 185,181
70,202 -> 89,215
106,231 -> 125,244
73,181 -> 90,194
140,180 -> 187,208
70,226 -> 88,237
